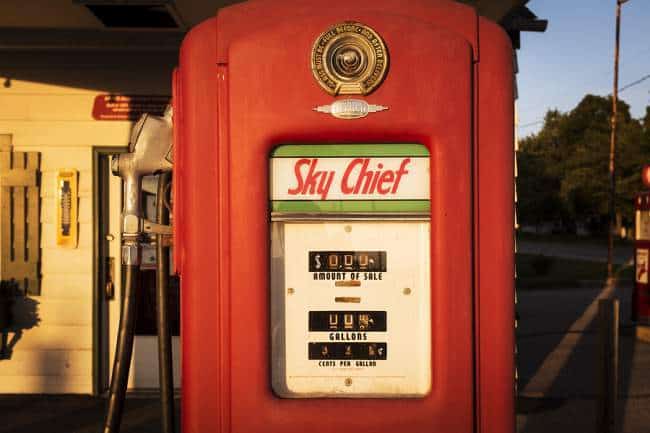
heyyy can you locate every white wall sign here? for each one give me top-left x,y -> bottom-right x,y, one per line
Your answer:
637,248 -> 649,284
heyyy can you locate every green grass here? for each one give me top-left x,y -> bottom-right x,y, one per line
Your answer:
516,253 -> 634,289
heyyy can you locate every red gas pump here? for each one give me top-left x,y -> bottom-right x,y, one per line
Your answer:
633,166 -> 650,324
173,1 -> 515,432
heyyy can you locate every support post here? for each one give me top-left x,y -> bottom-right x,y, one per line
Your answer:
597,298 -> 619,433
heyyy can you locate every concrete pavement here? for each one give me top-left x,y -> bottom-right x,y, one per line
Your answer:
516,282 -> 650,433
0,394 -> 179,433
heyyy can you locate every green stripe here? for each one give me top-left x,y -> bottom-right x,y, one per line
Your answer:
270,144 -> 429,158
271,200 -> 430,213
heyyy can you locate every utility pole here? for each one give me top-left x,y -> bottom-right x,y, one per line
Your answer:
609,0 -> 629,279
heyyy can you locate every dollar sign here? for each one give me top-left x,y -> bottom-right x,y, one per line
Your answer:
315,254 -> 322,269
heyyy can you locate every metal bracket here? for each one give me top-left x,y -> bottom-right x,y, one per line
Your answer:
143,220 -> 172,236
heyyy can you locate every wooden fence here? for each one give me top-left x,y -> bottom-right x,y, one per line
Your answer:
0,135 -> 41,295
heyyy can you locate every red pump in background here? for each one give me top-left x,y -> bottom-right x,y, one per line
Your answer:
173,1 -> 515,432
633,165 -> 650,324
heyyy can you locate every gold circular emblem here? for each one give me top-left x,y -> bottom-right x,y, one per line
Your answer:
311,22 -> 389,96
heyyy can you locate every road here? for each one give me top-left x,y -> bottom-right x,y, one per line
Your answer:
518,238 -> 633,265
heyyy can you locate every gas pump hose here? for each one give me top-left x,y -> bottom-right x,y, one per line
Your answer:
103,261 -> 139,433
156,172 -> 175,433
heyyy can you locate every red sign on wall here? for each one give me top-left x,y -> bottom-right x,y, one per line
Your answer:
92,94 -> 169,121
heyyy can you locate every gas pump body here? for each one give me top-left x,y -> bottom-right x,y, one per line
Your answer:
173,1 -> 514,432
634,192 -> 650,323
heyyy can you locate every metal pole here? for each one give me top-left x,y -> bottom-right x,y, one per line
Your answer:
156,172 -> 175,433
608,0 -> 623,279
597,298 -> 619,433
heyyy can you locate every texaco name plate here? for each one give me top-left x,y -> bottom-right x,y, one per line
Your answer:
314,99 -> 388,120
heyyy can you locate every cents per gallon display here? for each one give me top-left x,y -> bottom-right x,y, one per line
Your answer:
309,251 -> 386,272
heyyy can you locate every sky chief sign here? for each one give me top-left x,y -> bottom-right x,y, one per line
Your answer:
270,144 -> 430,208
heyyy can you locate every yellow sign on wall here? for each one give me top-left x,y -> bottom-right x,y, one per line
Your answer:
56,169 -> 78,248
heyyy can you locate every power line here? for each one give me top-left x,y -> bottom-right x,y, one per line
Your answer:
518,120 -> 544,129
619,73 -> 650,92
518,72 -> 650,130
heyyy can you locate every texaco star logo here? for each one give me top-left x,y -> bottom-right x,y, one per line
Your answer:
311,22 -> 389,96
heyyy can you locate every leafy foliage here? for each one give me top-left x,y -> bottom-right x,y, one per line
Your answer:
518,95 -> 650,233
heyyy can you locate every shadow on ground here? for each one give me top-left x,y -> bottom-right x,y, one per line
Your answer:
0,395 -> 180,433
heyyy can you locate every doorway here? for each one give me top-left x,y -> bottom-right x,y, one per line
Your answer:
94,148 -> 181,393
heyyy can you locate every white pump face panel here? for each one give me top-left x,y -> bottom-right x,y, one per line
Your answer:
271,221 -> 431,397
270,144 -> 432,398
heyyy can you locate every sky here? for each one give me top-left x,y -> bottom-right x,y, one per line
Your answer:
517,0 -> 650,137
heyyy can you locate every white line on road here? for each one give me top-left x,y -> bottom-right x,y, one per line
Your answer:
521,280 -> 616,398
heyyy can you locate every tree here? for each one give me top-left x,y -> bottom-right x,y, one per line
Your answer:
518,94 -> 648,233
517,150 -> 564,226
642,106 -> 650,148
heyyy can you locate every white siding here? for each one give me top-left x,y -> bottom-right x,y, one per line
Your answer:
0,79 -> 129,394
0,47 -> 174,393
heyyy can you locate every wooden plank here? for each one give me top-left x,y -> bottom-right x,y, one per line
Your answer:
26,279 -> 40,296
0,148 -> 41,293
26,184 -> 39,253
0,147 -> 11,283
2,262 -> 37,280
26,152 -> 40,295
0,169 -> 37,187
12,153 -> 26,267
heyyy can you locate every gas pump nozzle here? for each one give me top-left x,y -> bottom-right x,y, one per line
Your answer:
104,107 -> 174,433
111,108 -> 173,264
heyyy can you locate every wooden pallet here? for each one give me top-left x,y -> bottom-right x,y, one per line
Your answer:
0,135 -> 41,295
